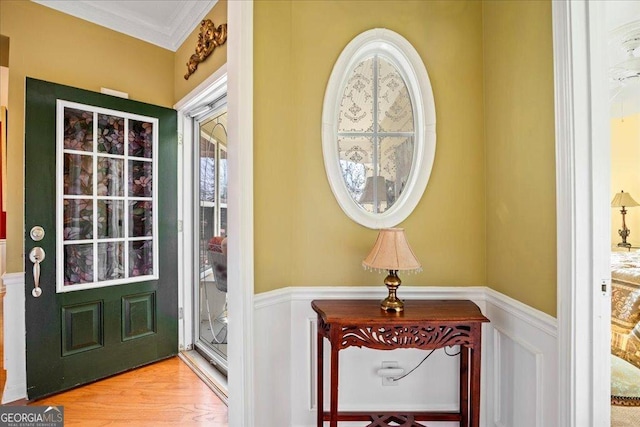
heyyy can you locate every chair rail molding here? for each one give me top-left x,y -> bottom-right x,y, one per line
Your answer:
1,272 -> 26,404
254,285 -> 558,427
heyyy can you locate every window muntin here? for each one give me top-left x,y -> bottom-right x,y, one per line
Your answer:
322,29 -> 436,229
57,100 -> 158,292
337,55 -> 415,213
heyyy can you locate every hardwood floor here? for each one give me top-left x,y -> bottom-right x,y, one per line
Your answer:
29,357 -> 228,426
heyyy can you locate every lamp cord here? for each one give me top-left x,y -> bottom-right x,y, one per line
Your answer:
391,346 -> 461,382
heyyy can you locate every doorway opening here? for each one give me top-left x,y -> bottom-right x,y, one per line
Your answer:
194,102 -> 228,372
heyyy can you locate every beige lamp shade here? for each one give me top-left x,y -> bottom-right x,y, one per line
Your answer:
612,190 -> 640,208
362,228 -> 421,272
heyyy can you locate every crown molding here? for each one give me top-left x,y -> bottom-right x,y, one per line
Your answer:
33,0 -> 217,51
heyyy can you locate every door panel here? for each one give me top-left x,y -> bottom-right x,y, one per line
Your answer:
24,78 -> 178,399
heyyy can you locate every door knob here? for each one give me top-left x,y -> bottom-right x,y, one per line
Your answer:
29,247 -> 46,298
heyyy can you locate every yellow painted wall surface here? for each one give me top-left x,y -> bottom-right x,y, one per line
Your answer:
611,114 -> 640,247
1,1 -> 174,273
174,0 -> 227,102
483,1 -> 557,316
254,1 -> 486,293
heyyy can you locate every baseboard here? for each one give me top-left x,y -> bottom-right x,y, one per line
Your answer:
1,272 -> 26,404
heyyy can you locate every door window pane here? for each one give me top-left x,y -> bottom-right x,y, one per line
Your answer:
63,108 -> 93,151
196,108 -> 228,365
64,244 -> 94,285
64,154 -> 93,195
97,157 -> 124,197
63,199 -> 93,240
58,102 -> 158,292
98,114 -> 125,155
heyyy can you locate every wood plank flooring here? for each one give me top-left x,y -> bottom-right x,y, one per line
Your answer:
29,357 -> 228,426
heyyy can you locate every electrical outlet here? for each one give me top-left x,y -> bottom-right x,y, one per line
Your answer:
378,361 -> 403,386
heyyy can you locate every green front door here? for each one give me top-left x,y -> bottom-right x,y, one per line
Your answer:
24,78 -> 178,400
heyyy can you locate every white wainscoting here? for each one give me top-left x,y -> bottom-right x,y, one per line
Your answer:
2,272 -> 26,404
254,286 -> 558,427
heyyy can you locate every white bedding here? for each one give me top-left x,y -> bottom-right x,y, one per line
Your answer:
611,251 -> 640,285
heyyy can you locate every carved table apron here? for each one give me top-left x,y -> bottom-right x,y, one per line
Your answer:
311,299 -> 489,427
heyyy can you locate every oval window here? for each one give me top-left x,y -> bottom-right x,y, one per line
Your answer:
322,29 -> 436,229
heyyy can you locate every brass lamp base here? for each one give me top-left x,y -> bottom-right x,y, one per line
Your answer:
381,270 -> 404,312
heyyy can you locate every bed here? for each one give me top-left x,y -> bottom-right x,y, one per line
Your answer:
611,251 -> 640,370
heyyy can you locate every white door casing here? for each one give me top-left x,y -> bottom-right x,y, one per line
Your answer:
552,1 -> 611,426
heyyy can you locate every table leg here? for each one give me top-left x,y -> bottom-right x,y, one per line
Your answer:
460,345 -> 469,427
330,346 -> 339,427
317,326 -> 324,427
470,340 -> 482,427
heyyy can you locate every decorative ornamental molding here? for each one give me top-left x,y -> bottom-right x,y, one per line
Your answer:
316,315 -> 476,351
184,19 -> 228,80
337,324 -> 474,350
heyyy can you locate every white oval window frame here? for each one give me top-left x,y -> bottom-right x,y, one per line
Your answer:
322,28 -> 436,229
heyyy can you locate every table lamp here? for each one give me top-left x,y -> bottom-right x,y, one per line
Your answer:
611,190 -> 639,248
362,228 -> 421,311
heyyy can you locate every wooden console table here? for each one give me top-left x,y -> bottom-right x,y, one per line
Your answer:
312,299 -> 489,427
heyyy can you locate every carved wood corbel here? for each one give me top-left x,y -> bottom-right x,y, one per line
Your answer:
184,19 -> 228,80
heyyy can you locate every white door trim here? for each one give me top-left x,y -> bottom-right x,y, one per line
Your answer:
226,1 -> 255,425
553,1 -> 610,426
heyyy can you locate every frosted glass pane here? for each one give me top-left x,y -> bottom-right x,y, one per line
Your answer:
338,58 -> 374,133
130,240 -> 153,277
338,136 -> 373,206
98,114 -> 125,155
129,200 -> 152,237
97,157 -> 124,197
129,120 -> 153,158
63,108 -> 93,151
97,200 -> 124,239
63,199 -> 93,240
64,153 -> 93,195
129,161 -> 152,198
378,58 -> 413,132
97,242 -> 124,281
64,244 -> 94,285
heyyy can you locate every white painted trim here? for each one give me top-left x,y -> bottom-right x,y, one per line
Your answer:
2,272 -> 26,404
585,4 -> 612,427
55,101 -> 159,293
485,288 -> 557,338
256,285 -> 557,427
173,65 -> 228,112
0,240 -> 6,292
491,328 -> 545,427
553,1 -> 611,426
33,0 -> 217,51
321,28 -> 436,229
174,66 -> 228,354
227,1 -> 254,426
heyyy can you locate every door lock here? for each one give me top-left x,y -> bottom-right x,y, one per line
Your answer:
29,247 -> 46,298
30,226 -> 45,242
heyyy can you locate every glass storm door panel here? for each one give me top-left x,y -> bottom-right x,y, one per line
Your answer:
24,78 -> 178,400
195,107 -> 228,370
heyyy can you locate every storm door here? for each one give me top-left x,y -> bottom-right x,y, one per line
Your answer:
194,102 -> 228,372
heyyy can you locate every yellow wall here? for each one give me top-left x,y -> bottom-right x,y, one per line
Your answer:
174,0 -> 227,102
254,1 -> 487,293
1,0 -> 558,316
611,114 -> 640,246
483,1 -> 557,315
0,1 -> 174,273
